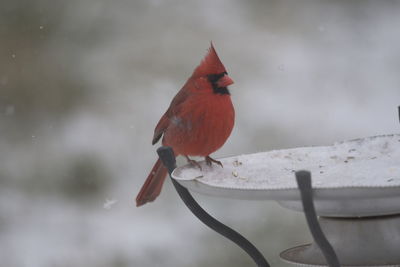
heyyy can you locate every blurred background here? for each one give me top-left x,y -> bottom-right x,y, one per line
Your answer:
1,0 -> 399,266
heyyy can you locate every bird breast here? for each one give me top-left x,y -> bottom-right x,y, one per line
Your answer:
163,93 -> 234,156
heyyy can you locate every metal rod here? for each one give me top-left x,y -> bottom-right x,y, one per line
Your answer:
398,106 -> 399,124
157,146 -> 270,267
295,170 -> 341,267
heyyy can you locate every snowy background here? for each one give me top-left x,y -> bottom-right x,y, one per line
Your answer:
1,0 -> 399,266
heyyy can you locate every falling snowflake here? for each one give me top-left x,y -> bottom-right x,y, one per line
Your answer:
103,198 -> 118,210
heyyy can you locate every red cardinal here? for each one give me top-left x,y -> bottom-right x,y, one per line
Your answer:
136,43 -> 235,207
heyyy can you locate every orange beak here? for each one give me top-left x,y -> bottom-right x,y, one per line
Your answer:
217,75 -> 234,88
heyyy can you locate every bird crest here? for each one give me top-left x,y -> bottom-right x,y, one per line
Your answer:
192,42 -> 227,78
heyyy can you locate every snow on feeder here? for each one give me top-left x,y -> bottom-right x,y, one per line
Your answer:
174,134 -> 400,216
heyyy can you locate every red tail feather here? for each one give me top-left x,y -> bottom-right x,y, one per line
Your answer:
136,159 -> 168,207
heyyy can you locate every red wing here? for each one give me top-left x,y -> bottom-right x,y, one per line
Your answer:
152,114 -> 168,145
152,87 -> 191,145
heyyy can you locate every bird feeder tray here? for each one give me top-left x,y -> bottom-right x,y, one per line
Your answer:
172,134 -> 400,217
172,134 -> 400,266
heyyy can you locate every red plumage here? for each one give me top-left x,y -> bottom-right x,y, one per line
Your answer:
136,43 -> 235,207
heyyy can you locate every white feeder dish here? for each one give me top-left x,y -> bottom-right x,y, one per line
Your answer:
172,134 -> 400,266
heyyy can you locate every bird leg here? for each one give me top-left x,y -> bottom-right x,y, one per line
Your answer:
185,156 -> 202,170
205,156 -> 223,168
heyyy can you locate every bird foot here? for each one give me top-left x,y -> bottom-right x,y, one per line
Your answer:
185,156 -> 202,170
205,156 -> 223,168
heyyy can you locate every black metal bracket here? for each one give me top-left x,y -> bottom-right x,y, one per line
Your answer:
156,147 -> 341,267
295,170 -> 341,267
157,146 -> 270,267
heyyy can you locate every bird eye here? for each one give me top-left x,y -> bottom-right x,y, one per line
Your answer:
207,72 -> 227,83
